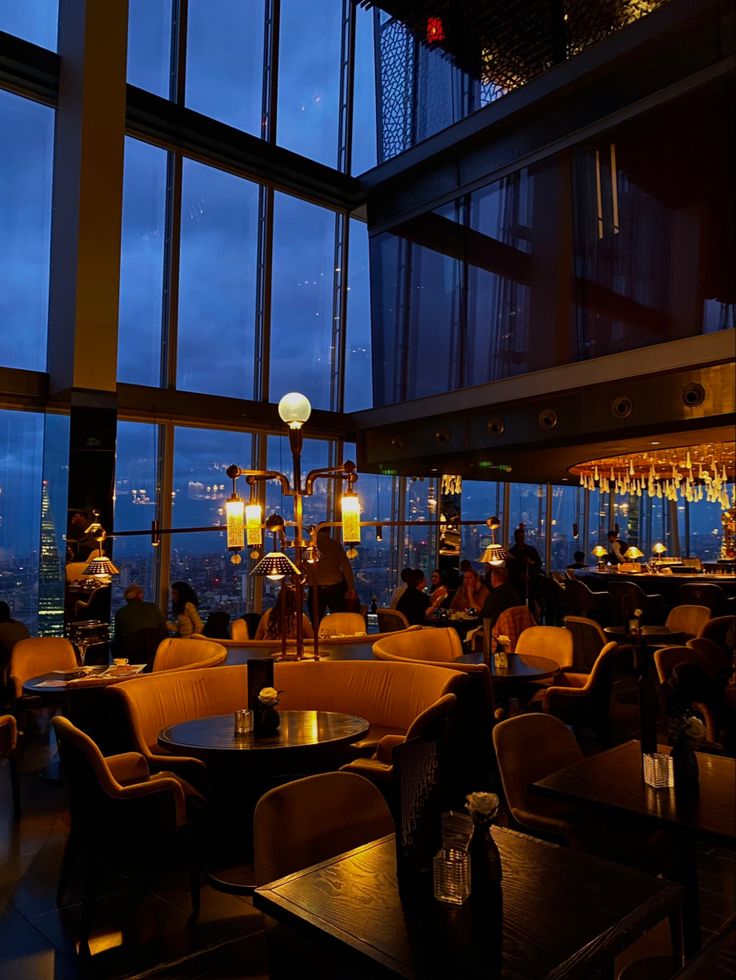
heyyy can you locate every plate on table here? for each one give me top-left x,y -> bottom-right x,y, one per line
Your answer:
100,664 -> 146,678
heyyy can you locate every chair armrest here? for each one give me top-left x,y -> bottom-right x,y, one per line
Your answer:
106,751 -> 150,785
113,775 -> 187,826
542,683 -> 591,711
0,714 -> 17,753
511,807 -> 575,837
375,734 -> 406,764
341,757 -> 394,781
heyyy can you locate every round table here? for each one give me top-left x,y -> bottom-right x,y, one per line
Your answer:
158,710 -> 370,891
22,665 -> 146,697
158,709 -> 369,759
456,652 -> 559,681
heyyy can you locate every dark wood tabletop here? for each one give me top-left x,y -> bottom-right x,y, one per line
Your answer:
531,739 -> 736,844
158,710 -> 370,756
254,829 -> 683,979
22,666 -> 146,695
455,652 -> 560,682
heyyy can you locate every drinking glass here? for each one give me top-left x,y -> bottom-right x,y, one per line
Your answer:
433,848 -> 470,905
642,751 -> 674,789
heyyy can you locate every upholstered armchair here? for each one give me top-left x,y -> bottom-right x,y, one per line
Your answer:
52,716 -> 203,947
376,608 -> 410,632
152,637 -> 227,672
0,714 -> 20,818
317,612 -> 367,638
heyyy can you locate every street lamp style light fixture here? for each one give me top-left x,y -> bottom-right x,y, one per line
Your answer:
225,392 -> 359,660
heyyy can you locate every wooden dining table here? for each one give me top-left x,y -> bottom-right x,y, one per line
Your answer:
530,739 -> 736,960
254,829 -> 684,979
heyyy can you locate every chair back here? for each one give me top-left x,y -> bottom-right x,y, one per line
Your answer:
377,608 -> 410,633
253,771 -> 393,886
318,612 -> 367,638
678,583 -> 725,614
152,638 -> 227,673
122,626 -> 170,670
65,562 -> 89,582
665,605 -> 711,636
230,618 -> 249,642
608,580 -> 662,626
697,615 -> 735,657
564,577 -> 607,620
9,638 -> 78,698
491,605 -> 537,653
515,625 -> 574,668
492,714 -> 583,831
653,646 -> 699,685
686,636 -> 730,675
372,627 -> 462,663
564,616 -> 607,671
0,714 -> 17,756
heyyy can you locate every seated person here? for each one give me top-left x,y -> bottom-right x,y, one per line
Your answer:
167,582 -> 204,638
479,566 -> 521,631
255,584 -> 314,640
202,610 -> 230,639
566,551 -> 586,570
0,601 -> 30,692
114,584 -> 167,649
450,567 -> 489,613
428,568 -> 450,608
388,567 -> 412,609
396,569 -> 447,626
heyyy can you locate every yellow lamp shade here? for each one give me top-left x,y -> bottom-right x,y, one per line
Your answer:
245,502 -> 263,546
652,542 -> 667,556
592,546 -> 608,558
624,545 -> 644,560
225,495 -> 245,550
341,493 -> 361,544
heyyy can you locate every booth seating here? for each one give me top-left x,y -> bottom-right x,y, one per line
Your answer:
109,660 -> 468,785
152,638 -> 227,673
372,626 -> 462,663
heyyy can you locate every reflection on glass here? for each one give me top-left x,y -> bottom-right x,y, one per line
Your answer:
171,427 -> 252,619
550,486 -> 582,571
177,159 -> 259,399
462,482 -> 503,565
270,192 -> 336,409
508,484 -> 544,553
0,410 -> 44,633
127,0 -> 172,97
38,413 -> 69,637
118,138 -> 167,386
343,443 -> 394,607
277,0 -> 341,167
0,0 -> 58,50
345,218 -> 372,412
112,422 -> 160,615
351,3 -> 377,175
403,478 -> 436,573
0,90 -> 54,372
186,0 -> 265,136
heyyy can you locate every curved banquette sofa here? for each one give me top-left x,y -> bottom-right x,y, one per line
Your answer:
372,627 -> 463,663
109,660 -> 468,787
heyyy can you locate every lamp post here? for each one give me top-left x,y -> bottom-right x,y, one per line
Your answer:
225,393 -> 359,660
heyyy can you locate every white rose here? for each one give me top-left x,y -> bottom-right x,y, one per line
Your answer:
465,792 -> 499,817
258,687 -> 280,705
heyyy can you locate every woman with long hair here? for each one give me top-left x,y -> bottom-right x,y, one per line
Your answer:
168,581 -> 204,638
255,584 -> 314,641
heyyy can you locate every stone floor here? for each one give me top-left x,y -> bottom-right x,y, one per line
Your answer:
1,722 -> 734,979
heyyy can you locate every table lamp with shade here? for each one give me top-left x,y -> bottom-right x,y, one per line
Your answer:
591,545 -> 608,571
623,545 -> 645,573
652,542 -> 667,568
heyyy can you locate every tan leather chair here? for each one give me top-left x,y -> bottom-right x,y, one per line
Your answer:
563,616 -> 608,671
253,772 -> 393,886
0,714 -> 20,817
341,692 -> 458,782
686,636 -> 730,675
376,608 -> 410,632
52,716 -> 202,947
372,626 -> 462,663
230,618 -> 249,642
493,713 -> 582,841
530,641 -> 631,744
317,612 -> 367,638
9,637 -> 78,699
515,625 -> 574,670
653,645 -> 700,685
152,637 -> 227,672
642,605 -> 711,644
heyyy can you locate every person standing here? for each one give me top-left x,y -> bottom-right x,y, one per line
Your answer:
168,581 -> 204,638
507,526 -> 542,606
307,528 -> 357,622
607,529 -> 626,564
113,584 -> 167,649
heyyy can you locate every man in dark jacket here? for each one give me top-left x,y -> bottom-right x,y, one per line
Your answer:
479,567 -> 521,630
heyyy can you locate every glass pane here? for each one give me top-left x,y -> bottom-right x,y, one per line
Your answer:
550,485 -> 584,571
348,462 -> 394,608
344,218 -> 372,412
277,0 -> 341,167
507,483 -> 545,555
688,499 -> 725,564
177,159 -> 259,399
112,422 -> 160,614
270,193 -> 336,409
171,426 -> 252,620
0,90 -> 54,371
118,137 -> 167,386
0,0 -> 57,49
186,0 -> 265,136
462,481 -> 504,565
402,478 -> 437,574
351,3 -> 377,175
127,0 -> 172,97
39,413 -> 69,637
0,410 -> 44,633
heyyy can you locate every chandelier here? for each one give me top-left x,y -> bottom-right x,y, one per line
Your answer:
571,442 -> 736,509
